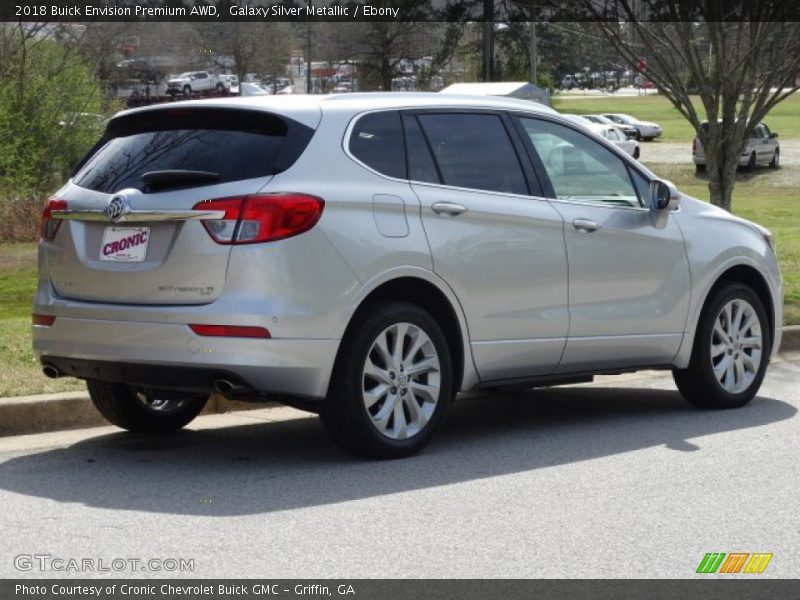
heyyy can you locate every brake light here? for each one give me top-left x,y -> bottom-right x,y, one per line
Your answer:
40,198 -> 67,241
189,324 -> 271,338
32,314 -> 56,326
193,193 -> 324,245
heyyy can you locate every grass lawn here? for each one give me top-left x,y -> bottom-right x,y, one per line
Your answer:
0,244 -> 84,396
555,93 -> 800,143
1,162 -> 798,396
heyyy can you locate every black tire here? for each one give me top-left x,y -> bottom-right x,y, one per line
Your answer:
695,163 -> 706,174
745,151 -> 756,172
182,84 -> 191,95
320,302 -> 454,459
769,150 -> 779,169
215,82 -> 225,93
633,146 -> 640,159
87,380 -> 209,433
673,282 -> 770,409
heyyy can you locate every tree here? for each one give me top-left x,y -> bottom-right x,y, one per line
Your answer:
584,3 -> 800,211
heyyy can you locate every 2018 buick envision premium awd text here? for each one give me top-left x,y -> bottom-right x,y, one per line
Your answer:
33,93 -> 782,458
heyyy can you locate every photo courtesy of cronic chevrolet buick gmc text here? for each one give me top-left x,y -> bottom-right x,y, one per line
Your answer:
33,94 -> 783,458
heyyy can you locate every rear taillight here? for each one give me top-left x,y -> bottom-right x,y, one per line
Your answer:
40,198 -> 68,241
189,324 -> 271,338
193,193 -> 324,245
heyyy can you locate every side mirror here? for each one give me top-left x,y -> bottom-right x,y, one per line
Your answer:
649,179 -> 680,213
770,132 -> 779,139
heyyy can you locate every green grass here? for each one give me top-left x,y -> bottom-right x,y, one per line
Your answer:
555,93 -> 800,143
0,243 -> 84,396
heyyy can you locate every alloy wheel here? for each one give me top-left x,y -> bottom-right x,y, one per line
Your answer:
710,299 -> 763,394
362,322 -> 441,440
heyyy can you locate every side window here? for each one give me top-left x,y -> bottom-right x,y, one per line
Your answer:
416,113 -> 528,195
402,114 -> 440,184
762,123 -> 772,138
520,117 -> 641,207
349,111 -> 406,179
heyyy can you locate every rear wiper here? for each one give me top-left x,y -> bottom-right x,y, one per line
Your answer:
141,170 -> 220,191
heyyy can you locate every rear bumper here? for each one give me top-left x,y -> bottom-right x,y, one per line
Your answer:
33,317 -> 338,399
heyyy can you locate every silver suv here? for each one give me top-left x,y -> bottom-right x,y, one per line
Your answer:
34,94 -> 783,458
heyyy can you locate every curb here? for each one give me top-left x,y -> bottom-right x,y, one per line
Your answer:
0,392 -> 267,438
2,325 -> 799,438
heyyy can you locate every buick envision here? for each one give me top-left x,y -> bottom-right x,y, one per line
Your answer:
33,94 -> 782,458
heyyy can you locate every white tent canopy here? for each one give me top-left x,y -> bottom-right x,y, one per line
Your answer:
440,82 -> 551,106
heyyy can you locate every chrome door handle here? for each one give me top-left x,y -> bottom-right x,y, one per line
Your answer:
572,219 -> 601,233
432,202 -> 467,216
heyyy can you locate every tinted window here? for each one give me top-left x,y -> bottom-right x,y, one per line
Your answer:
402,114 -> 439,183
520,118 -> 640,207
349,111 -> 406,179
417,113 -> 528,194
74,108 -> 312,193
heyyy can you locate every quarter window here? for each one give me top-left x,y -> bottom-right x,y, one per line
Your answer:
520,118 -> 641,207
416,113 -> 528,195
349,111 -> 406,179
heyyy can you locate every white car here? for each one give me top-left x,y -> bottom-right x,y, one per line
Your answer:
562,116 -> 641,159
590,124 -> 641,159
603,113 -> 662,141
219,74 -> 239,94
166,71 -> 225,95
693,121 -> 779,173
239,82 -> 270,97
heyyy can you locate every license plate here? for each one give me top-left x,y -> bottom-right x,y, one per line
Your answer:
100,227 -> 150,262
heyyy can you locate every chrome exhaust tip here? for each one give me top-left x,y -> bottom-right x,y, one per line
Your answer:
214,379 -> 247,397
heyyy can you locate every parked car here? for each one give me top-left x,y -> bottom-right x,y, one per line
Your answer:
34,94 -> 782,458
166,71 -> 225,95
239,82 -> 270,96
693,121 -> 779,173
603,113 -> 662,140
589,124 -> 641,159
116,59 -> 163,84
583,114 -> 639,139
219,74 -> 239,94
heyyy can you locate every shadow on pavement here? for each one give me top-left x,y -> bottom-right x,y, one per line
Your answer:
0,387 -> 794,516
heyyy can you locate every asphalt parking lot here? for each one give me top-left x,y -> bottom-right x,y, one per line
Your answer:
1,353 -> 798,579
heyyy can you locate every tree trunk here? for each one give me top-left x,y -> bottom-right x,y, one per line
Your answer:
706,153 -> 737,212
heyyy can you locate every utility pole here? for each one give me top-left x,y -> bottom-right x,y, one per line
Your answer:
305,1 -> 313,93
529,21 -> 537,85
481,0 -> 494,82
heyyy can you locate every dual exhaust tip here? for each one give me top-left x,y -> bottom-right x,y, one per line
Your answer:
41,365 -> 249,398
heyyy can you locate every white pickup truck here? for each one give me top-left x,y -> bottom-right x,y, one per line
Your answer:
166,71 -> 225,95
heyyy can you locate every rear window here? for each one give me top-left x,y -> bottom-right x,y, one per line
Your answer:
73,108 -> 313,193
348,111 -> 406,179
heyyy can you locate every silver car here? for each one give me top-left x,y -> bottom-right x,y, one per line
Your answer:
34,94 -> 782,458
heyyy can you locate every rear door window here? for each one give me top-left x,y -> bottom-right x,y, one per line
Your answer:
349,111 -> 406,179
416,113 -> 528,195
73,108 -> 313,193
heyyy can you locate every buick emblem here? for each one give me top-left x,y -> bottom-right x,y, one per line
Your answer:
106,195 -> 129,223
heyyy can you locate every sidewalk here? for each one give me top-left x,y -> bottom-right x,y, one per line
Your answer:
2,325 -> 798,437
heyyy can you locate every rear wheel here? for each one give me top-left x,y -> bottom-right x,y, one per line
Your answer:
87,380 -> 209,433
673,282 -> 770,409
321,302 -> 453,459
632,146 -> 640,159
695,163 -> 706,174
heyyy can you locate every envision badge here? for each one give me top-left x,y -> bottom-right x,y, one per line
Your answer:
106,195 -> 129,223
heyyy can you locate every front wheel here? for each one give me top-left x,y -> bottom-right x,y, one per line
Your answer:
769,150 -> 779,169
673,282 -> 770,409
321,302 -> 454,459
182,84 -> 191,95
87,380 -> 209,433
632,146 -> 640,159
